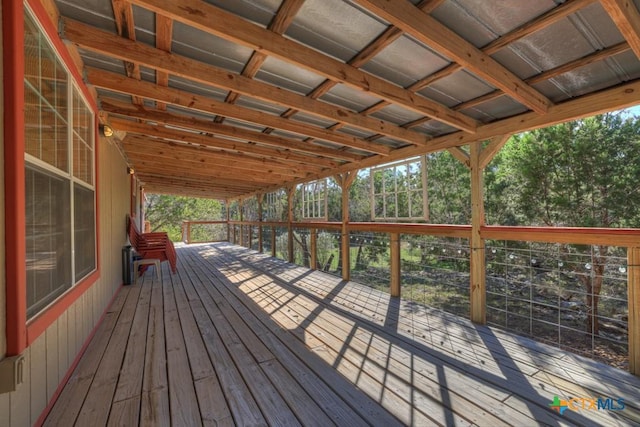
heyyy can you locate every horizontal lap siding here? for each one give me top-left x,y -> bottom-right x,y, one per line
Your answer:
0,136 -> 130,426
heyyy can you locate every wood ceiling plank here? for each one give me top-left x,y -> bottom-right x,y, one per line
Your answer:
128,0 -> 478,133
354,0 -> 552,115
600,0 -> 640,59
86,67 -> 391,155
100,98 -> 361,162
63,19 -> 431,148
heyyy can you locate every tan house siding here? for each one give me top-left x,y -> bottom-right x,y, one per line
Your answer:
0,134 -> 130,426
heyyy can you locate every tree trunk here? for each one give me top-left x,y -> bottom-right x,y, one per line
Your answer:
578,246 -> 607,336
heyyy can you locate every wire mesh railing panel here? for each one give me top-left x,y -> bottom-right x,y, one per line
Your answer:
292,228 -> 312,268
274,227 -> 289,261
400,235 -> 470,318
350,232 -> 391,293
241,225 -> 251,249
187,223 -> 227,243
232,225 -> 240,245
486,240 -> 628,368
261,226 -> 273,256
250,225 -> 260,251
315,230 -> 342,279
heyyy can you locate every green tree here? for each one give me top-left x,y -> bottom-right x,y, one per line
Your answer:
502,113 -> 640,334
426,151 -> 471,224
145,194 -> 224,241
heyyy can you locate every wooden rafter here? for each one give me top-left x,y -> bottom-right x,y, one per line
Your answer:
601,0 -> 640,59
62,18 -> 431,148
109,117 -> 339,169
353,0 -> 552,114
277,0 -> 445,142
128,0 -> 478,133
155,14 -> 173,110
216,0 -> 305,122
123,137 -> 319,177
111,0 -> 142,105
100,99 -> 361,162
87,68 -> 391,155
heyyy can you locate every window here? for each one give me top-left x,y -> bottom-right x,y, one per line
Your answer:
371,156 -> 428,221
24,9 -> 96,318
263,190 -> 287,221
301,179 -> 327,220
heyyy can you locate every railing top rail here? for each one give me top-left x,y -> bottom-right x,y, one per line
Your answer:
348,222 -> 472,238
182,220 -> 228,225
482,225 -> 640,247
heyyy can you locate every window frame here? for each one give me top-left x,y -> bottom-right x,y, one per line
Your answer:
300,179 -> 328,221
370,156 -> 428,221
4,0 -> 101,355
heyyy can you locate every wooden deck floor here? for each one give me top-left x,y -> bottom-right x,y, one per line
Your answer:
44,242 -> 640,426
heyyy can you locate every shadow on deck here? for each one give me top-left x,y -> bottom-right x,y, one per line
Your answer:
44,243 -> 640,426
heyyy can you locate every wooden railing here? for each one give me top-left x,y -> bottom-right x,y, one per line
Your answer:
184,219 -> 640,375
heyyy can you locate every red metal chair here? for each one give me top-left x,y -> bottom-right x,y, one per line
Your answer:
127,216 -> 177,274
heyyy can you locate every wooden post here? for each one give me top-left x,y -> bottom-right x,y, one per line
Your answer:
337,172 -> 357,281
271,226 -> 276,258
258,193 -> 264,252
470,142 -> 486,324
287,186 -> 295,263
239,199 -> 244,247
628,247 -> 640,375
390,232 -> 401,297
187,222 -> 191,244
310,228 -> 317,270
225,199 -> 230,242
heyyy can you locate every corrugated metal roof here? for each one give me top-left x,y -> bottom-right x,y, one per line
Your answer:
48,0 -> 640,198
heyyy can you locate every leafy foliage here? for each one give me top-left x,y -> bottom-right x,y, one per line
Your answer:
144,194 -> 224,241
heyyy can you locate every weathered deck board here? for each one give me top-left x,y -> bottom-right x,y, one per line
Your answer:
44,243 -> 640,426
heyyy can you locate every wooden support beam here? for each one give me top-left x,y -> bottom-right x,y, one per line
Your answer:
447,147 -> 470,168
390,233 -> 401,297
65,19 -> 434,147
628,247 -> 640,375
258,194 -> 264,253
353,0 -> 552,114
101,98 -> 361,162
155,13 -> 173,110
601,0 -> 640,59
469,142 -> 486,324
287,186 -> 295,263
271,226 -> 277,258
86,68 -> 390,155
110,117 -> 338,170
310,228 -> 318,270
128,0 -> 478,133
336,171 -> 358,281
479,135 -> 511,169
239,199 -> 244,247
226,199 -> 230,242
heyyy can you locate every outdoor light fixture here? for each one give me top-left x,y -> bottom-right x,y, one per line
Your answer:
127,167 -> 135,175
100,124 -> 114,137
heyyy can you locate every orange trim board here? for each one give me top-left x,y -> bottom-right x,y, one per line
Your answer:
4,0 -> 103,355
4,0 -> 27,356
